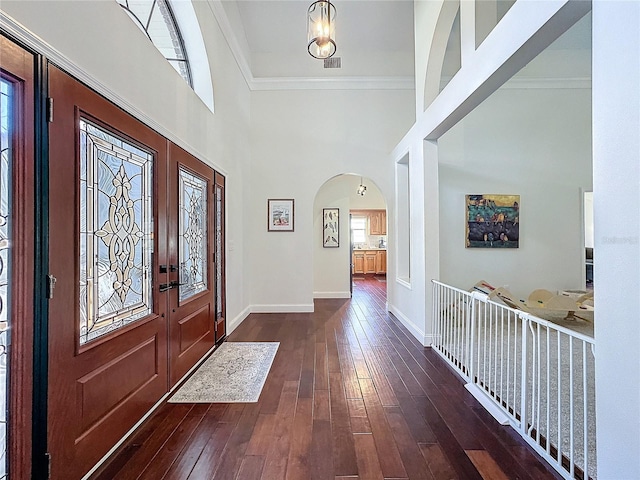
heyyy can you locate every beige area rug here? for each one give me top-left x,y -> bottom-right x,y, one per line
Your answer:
169,342 -> 279,403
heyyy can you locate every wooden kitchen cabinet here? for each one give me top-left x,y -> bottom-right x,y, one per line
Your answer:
353,249 -> 386,275
353,251 -> 365,274
365,252 -> 377,273
376,250 -> 387,274
369,210 -> 387,235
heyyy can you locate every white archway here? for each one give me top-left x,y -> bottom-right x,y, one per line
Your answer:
423,0 -> 461,110
312,174 -> 388,299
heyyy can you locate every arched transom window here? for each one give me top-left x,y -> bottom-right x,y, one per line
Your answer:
116,0 -> 193,87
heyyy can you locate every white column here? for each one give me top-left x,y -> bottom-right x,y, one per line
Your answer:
593,1 -> 640,477
423,139 -> 441,345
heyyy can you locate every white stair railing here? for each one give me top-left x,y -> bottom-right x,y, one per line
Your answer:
432,280 -> 596,480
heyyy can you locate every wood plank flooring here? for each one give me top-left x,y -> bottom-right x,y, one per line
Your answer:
92,275 -> 562,480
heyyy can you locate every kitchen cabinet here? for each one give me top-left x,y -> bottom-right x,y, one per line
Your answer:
376,250 -> 387,274
365,252 -> 377,273
369,210 -> 387,235
353,251 -> 365,274
352,249 -> 386,275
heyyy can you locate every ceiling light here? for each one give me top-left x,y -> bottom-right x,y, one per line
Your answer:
307,1 -> 336,59
357,177 -> 367,196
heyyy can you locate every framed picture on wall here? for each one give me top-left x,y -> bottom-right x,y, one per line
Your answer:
466,194 -> 520,248
267,199 -> 294,231
323,208 -> 339,247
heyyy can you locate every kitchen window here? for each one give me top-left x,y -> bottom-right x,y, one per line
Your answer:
351,216 -> 367,244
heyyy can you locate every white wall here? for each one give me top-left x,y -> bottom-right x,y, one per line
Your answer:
593,2 -> 640,477
313,175 -> 386,298
438,85 -> 592,298
248,89 -> 413,312
1,0 -> 252,329
389,0 -> 590,349
584,191 -> 594,249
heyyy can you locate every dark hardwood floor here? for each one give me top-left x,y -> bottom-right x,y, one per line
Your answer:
92,275 -> 561,480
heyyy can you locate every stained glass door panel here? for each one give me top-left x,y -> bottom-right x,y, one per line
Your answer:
0,75 -> 12,480
178,167 -> 207,302
79,119 -> 154,345
167,143 -> 215,386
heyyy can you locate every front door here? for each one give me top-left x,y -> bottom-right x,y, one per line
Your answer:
47,64 -> 225,479
47,65 -> 170,479
167,143 -> 216,386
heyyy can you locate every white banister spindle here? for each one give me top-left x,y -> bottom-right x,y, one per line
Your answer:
521,315 -> 529,436
546,323 -> 551,456
583,341 -> 589,479
569,338 -> 575,478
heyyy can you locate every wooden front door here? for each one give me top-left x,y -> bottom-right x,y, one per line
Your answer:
167,143 -> 216,386
47,64 -> 226,479
47,65 -> 170,479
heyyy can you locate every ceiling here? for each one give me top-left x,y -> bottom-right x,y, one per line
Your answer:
211,1 -> 591,90
217,0 -> 415,84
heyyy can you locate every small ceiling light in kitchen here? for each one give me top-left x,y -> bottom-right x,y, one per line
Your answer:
307,1 -> 336,59
357,177 -> 367,196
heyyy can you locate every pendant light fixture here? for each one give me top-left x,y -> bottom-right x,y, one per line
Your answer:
307,1 -> 336,59
357,177 -> 367,196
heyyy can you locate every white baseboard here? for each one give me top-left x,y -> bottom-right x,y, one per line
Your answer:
388,305 -> 427,346
423,334 -> 436,346
227,306 -> 251,335
465,383 -> 510,425
313,291 -> 351,299
251,304 -> 315,313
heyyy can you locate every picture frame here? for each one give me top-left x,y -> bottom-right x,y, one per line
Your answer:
267,199 -> 294,232
466,194 -> 520,248
323,208 -> 339,247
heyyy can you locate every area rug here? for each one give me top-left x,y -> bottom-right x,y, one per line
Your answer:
169,342 -> 279,403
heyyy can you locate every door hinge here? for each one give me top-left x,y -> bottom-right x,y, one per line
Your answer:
46,452 -> 52,480
46,97 -> 54,123
46,274 -> 57,299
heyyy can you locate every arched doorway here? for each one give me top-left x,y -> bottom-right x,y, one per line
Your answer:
312,174 -> 388,299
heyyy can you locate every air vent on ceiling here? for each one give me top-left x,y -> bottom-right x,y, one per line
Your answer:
324,57 -> 342,69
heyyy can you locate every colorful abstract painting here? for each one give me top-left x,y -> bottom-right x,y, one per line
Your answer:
466,194 -> 520,248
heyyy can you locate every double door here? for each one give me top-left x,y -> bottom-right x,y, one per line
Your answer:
47,65 -> 225,479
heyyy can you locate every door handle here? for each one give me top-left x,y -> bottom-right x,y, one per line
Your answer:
159,281 -> 186,292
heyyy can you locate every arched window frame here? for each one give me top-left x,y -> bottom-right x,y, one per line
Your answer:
116,0 -> 215,113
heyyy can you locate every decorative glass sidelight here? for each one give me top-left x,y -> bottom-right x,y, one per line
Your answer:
215,184 -> 223,319
0,77 -> 13,480
79,119 -> 153,345
178,167 -> 207,302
